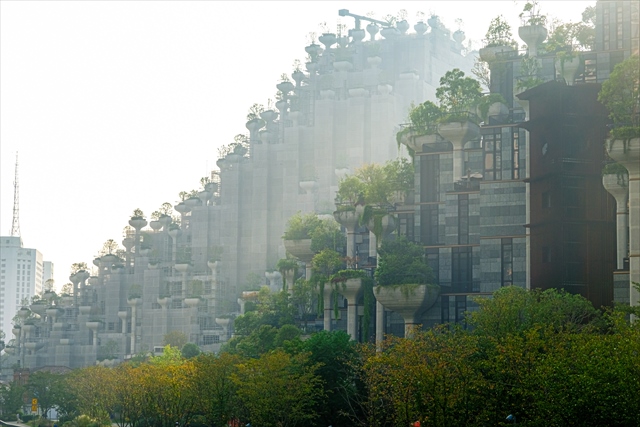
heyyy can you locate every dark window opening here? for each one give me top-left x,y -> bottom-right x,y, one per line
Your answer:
501,238 -> 513,287
452,247 -> 472,292
458,194 -> 469,245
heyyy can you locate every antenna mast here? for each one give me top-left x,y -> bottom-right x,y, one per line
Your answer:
11,152 -> 21,237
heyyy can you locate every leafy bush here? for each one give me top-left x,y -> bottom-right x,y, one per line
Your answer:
484,15 -> 516,48
598,54 -> 639,139
283,212 -> 322,240
375,237 -> 433,286
476,93 -> 507,121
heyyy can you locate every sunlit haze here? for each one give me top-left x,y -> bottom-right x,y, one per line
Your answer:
0,1 -> 594,291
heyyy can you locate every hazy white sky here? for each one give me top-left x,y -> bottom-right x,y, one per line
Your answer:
0,1 -> 593,290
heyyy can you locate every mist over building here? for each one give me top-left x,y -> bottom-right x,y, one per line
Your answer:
1,1 -> 637,377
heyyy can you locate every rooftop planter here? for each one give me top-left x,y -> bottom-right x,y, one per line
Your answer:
351,28 -> 366,43
157,296 -> 172,307
127,297 -> 142,306
366,23 -> 379,40
149,220 -> 163,231
318,32 -> 337,49
184,196 -> 202,207
86,320 -> 102,330
518,2 -> 547,56
175,263 -> 192,273
374,237 -> 438,337
43,290 -> 57,300
374,283 -> 440,336
414,21 -> 427,36
46,307 -> 63,317
184,297 -> 202,308
129,208 -> 147,228
276,81 -> 295,96
396,100 -> 442,153
397,19 -> 410,34
380,26 -> 400,39
284,239 -> 314,263
292,69 -> 305,86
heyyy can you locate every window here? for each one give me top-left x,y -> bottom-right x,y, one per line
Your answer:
616,4 -> 624,49
603,5 -> 610,51
426,248 -> 439,284
452,247 -> 472,292
501,238 -> 513,287
564,224 -> 586,283
512,130 -> 520,179
483,131 -> 502,180
421,205 -> 439,245
203,335 -> 220,345
455,296 -> 467,325
632,2 -> 639,55
421,154 -> 440,202
563,176 -> 586,218
397,213 -> 415,241
458,195 -> 469,245
441,295 -> 450,323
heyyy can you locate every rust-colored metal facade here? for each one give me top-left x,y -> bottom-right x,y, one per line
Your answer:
519,81 -> 616,308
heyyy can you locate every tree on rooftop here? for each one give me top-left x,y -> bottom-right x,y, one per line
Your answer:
598,54 -> 640,139
436,68 -> 482,115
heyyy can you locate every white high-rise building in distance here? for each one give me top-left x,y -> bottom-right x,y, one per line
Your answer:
0,236 -> 51,337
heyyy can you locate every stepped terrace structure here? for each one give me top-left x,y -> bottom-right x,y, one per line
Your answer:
7,13 -> 476,369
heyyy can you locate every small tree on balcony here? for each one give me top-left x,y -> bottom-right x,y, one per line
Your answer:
598,55 -> 640,141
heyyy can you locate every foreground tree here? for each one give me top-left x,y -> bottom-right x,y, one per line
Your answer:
193,353 -> 241,427
232,350 -> 324,427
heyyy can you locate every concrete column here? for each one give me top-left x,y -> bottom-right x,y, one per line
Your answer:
374,284 -> 439,339
438,121 -> 480,182
127,299 -> 141,354
603,173 -> 630,269
375,301 -> 384,347
323,283 -> 333,332
169,229 -> 181,264
518,100 -> 531,289
606,138 -> 640,314
333,208 -> 363,261
341,279 -> 363,340
118,311 -> 128,334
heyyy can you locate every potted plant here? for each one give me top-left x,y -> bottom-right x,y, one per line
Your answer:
290,59 -> 305,85
414,11 -> 427,35
128,284 -> 142,303
318,29 -> 337,49
366,22 -> 379,40
397,100 -> 443,153
276,74 -> 295,96
184,280 -> 204,307
518,1 -> 548,57
373,237 -> 439,337
129,208 -> 147,229
435,69 -> 482,181
282,212 -> 322,262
